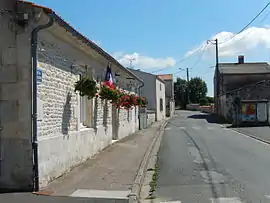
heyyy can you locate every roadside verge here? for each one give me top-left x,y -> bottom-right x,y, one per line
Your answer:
129,119 -> 168,203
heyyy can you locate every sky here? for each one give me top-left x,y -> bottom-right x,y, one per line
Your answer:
32,0 -> 270,96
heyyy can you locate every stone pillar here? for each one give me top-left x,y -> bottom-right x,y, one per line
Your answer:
0,1 -> 33,191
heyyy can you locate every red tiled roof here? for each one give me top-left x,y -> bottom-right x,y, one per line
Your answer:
158,74 -> 173,80
18,0 -> 53,13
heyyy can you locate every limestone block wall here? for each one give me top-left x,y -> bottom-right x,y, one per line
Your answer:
0,2 -> 33,190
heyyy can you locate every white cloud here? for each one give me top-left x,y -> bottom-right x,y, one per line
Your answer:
186,26 -> 270,58
112,52 -> 176,69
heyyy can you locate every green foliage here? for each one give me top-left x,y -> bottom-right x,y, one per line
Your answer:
174,77 -> 188,108
188,77 -> 208,103
206,96 -> 214,104
174,77 -> 208,107
74,77 -> 98,99
99,85 -> 123,103
199,97 -> 209,106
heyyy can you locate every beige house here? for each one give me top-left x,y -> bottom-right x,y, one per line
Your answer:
129,69 -> 166,122
0,0 -> 143,191
158,74 -> 175,117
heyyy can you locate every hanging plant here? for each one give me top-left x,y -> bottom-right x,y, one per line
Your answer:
135,96 -> 148,107
74,76 -> 98,99
99,85 -> 123,103
119,93 -> 136,109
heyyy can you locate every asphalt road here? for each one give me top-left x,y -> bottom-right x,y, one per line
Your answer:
155,110 -> 270,203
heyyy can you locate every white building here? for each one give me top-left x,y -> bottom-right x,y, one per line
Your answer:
129,69 -> 166,122
158,74 -> 175,117
0,1 -> 143,191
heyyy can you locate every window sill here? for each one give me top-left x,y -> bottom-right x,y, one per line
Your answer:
79,124 -> 93,132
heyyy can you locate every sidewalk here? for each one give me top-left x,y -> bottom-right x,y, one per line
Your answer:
40,121 -> 164,198
234,126 -> 270,143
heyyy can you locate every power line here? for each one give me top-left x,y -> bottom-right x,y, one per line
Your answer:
189,44 -> 208,71
151,44 -> 206,74
219,2 -> 270,45
154,2 -> 270,76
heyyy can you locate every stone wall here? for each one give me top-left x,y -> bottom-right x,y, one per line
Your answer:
117,107 -> 139,140
0,1 -> 34,190
147,111 -> 156,127
219,80 -> 270,121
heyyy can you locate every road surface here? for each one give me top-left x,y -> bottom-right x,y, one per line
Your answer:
155,110 -> 270,203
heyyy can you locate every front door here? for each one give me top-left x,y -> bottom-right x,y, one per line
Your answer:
112,106 -> 119,140
257,103 -> 267,122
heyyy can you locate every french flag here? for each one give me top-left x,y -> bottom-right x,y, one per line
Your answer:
105,63 -> 115,89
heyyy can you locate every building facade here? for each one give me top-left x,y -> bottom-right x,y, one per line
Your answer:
129,69 -> 166,121
158,74 -> 175,117
214,55 -> 270,115
0,1 -> 143,191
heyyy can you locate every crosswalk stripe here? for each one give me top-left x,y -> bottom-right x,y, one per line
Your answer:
210,197 -> 243,203
69,189 -> 130,199
157,197 -> 243,203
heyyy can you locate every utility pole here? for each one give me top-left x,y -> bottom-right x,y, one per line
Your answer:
207,38 -> 219,113
186,67 -> 189,82
215,38 -> 219,69
178,67 -> 190,104
186,68 -> 190,104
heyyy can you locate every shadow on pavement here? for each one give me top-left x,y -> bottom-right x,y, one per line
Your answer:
188,113 -> 230,125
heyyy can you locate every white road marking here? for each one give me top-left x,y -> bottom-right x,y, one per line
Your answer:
206,126 -> 216,130
179,127 -> 186,129
192,126 -> 200,130
210,197 -> 243,203
200,171 -> 226,184
160,201 -> 181,203
69,189 -> 130,199
228,128 -> 269,146
265,194 -> 270,199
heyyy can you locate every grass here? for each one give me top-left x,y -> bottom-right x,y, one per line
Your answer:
146,163 -> 159,200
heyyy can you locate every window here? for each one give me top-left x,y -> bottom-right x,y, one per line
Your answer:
79,74 -> 93,129
160,98 -> 163,111
160,83 -> 162,91
80,95 -> 87,128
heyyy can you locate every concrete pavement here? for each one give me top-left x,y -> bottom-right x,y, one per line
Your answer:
153,110 -> 270,202
0,120 -> 165,203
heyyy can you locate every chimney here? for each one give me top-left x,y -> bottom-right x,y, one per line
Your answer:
238,55 -> 244,64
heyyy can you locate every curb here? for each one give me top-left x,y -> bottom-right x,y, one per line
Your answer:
231,128 -> 270,145
128,119 -> 168,203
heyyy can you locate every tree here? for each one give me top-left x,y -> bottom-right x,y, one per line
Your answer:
199,98 -> 209,106
206,96 -> 214,104
187,77 -> 207,103
174,77 -> 187,108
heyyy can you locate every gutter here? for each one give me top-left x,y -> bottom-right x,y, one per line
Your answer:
138,82 -> 144,130
31,13 -> 54,192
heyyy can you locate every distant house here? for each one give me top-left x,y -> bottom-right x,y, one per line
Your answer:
129,69 -> 166,121
158,74 -> 175,117
214,55 -> 270,115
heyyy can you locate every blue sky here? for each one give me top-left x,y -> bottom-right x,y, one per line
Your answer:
33,0 -> 270,96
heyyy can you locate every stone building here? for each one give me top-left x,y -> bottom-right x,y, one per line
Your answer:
0,1 -> 143,191
214,55 -> 270,115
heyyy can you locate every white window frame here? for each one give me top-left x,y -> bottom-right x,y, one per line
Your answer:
78,74 -> 88,130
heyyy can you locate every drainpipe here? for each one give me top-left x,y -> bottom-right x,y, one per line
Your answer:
31,14 -> 54,192
138,82 -> 144,130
